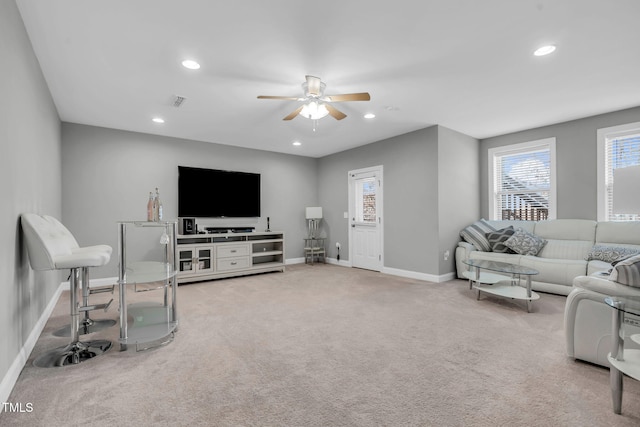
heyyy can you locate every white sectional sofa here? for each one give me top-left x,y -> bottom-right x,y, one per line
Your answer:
456,218 -> 640,367
456,219 -> 620,295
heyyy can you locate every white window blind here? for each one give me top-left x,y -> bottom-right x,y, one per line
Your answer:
604,133 -> 640,221
488,138 -> 556,221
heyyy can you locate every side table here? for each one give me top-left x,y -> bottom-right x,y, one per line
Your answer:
117,220 -> 178,351
303,237 -> 326,265
605,296 -> 640,414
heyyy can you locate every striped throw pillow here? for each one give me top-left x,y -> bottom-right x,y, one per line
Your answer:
460,219 -> 496,252
610,254 -> 640,287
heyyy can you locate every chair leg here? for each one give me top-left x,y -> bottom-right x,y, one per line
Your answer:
33,268 -> 112,368
53,267 -> 116,337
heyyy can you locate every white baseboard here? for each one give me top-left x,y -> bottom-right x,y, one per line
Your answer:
326,257 -> 351,267
286,257 -> 351,267
0,283 -> 64,407
292,256 -> 454,282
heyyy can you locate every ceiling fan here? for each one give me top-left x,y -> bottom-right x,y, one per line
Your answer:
257,75 -> 371,121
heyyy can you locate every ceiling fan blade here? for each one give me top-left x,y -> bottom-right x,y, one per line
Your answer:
283,106 -> 304,121
306,75 -> 322,96
326,104 -> 347,120
258,95 -> 301,101
325,92 -> 371,102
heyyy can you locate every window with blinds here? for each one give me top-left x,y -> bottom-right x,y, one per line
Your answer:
488,138 -> 556,221
603,132 -> 640,221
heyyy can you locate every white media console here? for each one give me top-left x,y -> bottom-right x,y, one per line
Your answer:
176,231 -> 285,284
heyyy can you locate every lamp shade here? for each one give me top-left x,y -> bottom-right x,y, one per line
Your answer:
299,101 -> 329,120
305,207 -> 323,219
613,165 -> 640,213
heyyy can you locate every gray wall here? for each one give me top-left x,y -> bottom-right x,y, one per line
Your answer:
318,125 -> 479,278
438,126 -> 480,273
480,106 -> 640,220
62,123 -> 318,278
0,0 -> 62,398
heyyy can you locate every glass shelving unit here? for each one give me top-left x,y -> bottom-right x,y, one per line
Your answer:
117,220 -> 178,351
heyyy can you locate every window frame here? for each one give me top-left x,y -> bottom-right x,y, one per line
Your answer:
488,137 -> 557,221
597,121 -> 640,221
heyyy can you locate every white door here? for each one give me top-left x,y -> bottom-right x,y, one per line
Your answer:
349,166 -> 383,271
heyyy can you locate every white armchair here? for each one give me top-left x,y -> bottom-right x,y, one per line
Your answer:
565,272 -> 640,367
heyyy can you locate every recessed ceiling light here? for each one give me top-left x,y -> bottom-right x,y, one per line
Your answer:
292,141 -> 302,146
534,45 -> 556,56
152,117 -> 165,124
364,113 -> 376,119
181,59 -> 200,70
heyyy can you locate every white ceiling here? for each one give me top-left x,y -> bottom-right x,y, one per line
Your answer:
16,0 -> 640,158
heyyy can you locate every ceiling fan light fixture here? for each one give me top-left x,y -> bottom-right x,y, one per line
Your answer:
300,101 -> 329,120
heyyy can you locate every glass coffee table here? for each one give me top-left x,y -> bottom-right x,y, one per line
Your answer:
604,296 -> 640,415
463,259 -> 539,312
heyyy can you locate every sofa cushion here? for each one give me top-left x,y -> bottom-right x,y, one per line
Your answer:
586,244 -> 640,263
460,219 -> 496,252
504,228 -> 547,256
610,254 -> 640,287
534,219 -> 597,241
469,250 -> 522,265
520,256 -> 587,287
485,226 -> 516,253
538,239 -> 594,260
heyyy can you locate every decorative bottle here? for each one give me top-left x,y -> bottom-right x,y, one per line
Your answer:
146,192 -> 154,221
154,187 -> 163,221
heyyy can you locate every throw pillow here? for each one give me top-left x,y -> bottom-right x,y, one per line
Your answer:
485,226 -> 517,253
460,219 -> 496,252
609,254 -> 640,287
504,228 -> 547,256
585,244 -> 640,263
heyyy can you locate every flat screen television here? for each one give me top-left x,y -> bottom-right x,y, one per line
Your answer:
178,166 -> 261,218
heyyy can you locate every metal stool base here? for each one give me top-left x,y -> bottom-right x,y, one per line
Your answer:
33,340 -> 112,368
53,319 -> 117,337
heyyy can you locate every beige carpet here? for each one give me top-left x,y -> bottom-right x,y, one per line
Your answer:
3,264 -> 640,426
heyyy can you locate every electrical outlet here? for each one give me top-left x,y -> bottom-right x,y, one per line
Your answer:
336,242 -> 341,249
443,250 -> 450,261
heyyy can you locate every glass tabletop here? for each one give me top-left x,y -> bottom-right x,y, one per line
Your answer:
463,258 -> 539,276
605,296 -> 640,317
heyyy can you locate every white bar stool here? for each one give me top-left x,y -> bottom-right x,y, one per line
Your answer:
21,213 -> 113,367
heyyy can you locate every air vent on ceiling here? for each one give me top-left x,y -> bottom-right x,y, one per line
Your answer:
172,95 -> 187,108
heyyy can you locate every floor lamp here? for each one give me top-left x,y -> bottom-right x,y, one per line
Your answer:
305,207 -> 322,238
613,165 -> 640,217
